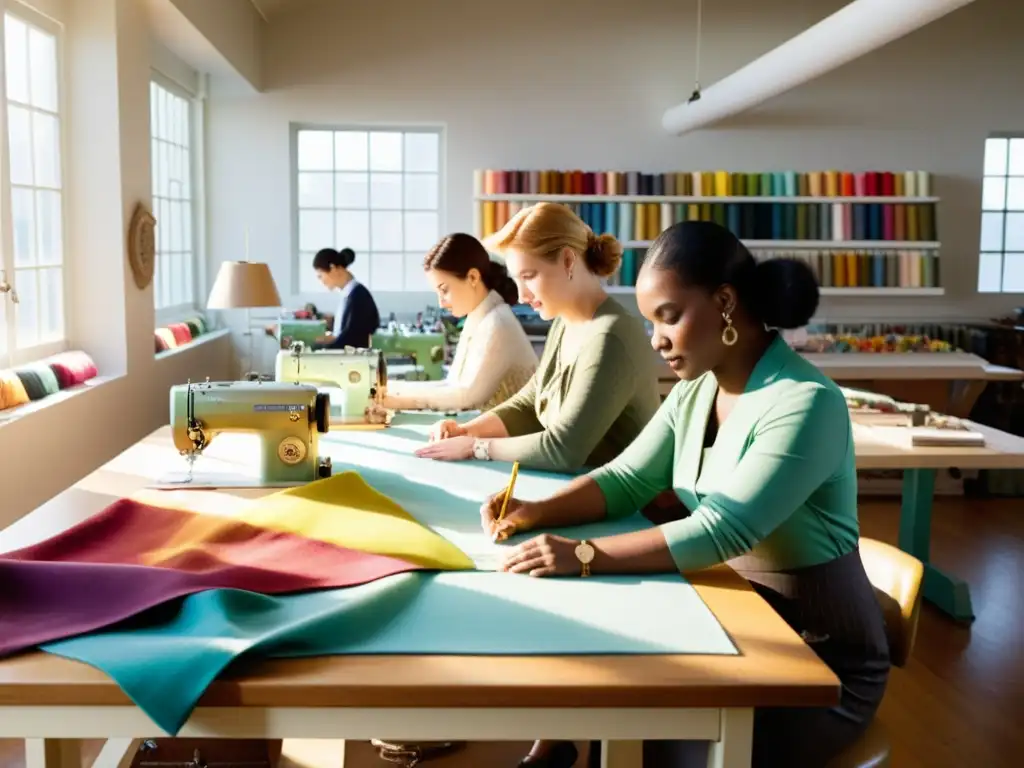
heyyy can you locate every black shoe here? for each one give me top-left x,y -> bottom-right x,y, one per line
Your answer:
518,741 -> 578,768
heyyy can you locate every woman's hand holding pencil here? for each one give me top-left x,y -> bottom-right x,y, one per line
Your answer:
480,462 -> 541,541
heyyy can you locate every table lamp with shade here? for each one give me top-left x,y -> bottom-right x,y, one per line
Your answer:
207,260 -> 282,378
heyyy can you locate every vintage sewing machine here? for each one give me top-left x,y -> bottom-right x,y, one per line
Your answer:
169,379 -> 333,486
274,342 -> 391,428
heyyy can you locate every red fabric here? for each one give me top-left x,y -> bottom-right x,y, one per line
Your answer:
47,351 -> 99,389
155,332 -> 170,352
167,323 -> 193,346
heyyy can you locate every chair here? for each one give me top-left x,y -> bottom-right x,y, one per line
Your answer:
826,537 -> 925,768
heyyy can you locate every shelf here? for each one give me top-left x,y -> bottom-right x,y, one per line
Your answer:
475,194 -> 940,204
619,239 -> 941,250
605,286 -> 944,297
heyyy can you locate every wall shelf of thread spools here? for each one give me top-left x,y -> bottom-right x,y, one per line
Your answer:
473,168 -> 943,297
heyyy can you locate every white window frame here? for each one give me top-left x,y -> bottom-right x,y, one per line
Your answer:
151,69 -> 204,326
0,1 -> 69,369
289,123 -> 446,295
979,133 -> 1024,294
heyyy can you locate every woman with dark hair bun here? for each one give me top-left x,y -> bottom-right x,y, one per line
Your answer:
311,247 -> 381,350
382,233 -> 538,412
479,221 -> 890,768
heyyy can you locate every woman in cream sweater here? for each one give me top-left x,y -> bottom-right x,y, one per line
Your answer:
381,233 -> 538,413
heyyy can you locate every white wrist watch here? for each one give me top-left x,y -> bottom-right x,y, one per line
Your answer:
472,438 -> 491,461
574,540 -> 595,578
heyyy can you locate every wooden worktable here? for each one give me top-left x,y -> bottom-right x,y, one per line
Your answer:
0,424 -> 840,768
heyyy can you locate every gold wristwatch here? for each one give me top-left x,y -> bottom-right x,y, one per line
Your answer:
574,540 -> 595,577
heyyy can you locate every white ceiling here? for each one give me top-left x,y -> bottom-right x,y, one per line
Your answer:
249,0 -> 315,20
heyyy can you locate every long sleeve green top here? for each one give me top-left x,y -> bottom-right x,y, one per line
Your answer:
590,334 -> 860,573
489,297 -> 661,473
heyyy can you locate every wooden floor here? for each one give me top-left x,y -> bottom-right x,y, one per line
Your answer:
2,495 -> 1021,768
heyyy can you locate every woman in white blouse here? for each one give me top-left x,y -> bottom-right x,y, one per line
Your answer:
382,233 -> 539,413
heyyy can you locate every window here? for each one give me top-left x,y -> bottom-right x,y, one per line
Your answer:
1,9 -> 65,368
293,127 -> 443,293
150,78 -> 196,313
979,136 -> 1024,293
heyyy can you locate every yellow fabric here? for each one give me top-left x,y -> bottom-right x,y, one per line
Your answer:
155,327 -> 178,349
139,471 -> 475,571
0,370 -> 30,410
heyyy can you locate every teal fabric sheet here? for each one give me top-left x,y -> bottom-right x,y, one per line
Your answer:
44,571 -> 737,735
41,413 -> 737,735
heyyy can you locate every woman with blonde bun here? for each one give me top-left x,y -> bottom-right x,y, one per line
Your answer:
415,202 -> 661,479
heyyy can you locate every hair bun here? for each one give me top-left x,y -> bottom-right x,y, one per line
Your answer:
487,259 -> 520,305
583,233 -> 623,278
339,247 -> 356,268
750,258 -> 820,329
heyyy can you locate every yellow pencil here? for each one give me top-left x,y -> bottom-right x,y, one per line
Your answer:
497,461 -> 520,522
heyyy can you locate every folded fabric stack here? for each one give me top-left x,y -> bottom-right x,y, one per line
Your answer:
155,315 -> 210,353
801,333 -> 955,354
0,350 -> 100,413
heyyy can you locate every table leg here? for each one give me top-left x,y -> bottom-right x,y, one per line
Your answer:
601,741 -> 642,768
706,709 -> 753,768
898,469 -> 975,623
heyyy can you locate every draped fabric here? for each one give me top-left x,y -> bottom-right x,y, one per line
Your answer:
0,471 -> 474,659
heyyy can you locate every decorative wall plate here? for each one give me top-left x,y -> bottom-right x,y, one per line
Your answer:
127,202 -> 157,290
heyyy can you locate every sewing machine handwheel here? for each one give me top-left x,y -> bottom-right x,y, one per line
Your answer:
314,392 -> 330,433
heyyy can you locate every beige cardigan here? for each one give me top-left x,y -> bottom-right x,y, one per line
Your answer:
387,290 -> 538,412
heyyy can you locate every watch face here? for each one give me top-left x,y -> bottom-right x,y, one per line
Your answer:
575,542 -> 595,564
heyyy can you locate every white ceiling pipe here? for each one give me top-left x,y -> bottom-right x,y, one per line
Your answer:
662,0 -> 977,135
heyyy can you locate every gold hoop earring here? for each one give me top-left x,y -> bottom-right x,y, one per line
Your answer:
721,312 -> 738,346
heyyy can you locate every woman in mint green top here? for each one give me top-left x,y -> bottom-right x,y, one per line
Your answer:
482,221 -> 889,768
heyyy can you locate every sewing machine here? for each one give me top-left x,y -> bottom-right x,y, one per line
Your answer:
274,343 -> 391,428
169,379 -> 333,486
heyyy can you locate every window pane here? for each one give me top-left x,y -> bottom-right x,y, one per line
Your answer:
39,266 -> 63,341
404,252 -> 428,291
8,105 -> 33,185
297,130 -> 333,170
980,212 -> 1004,251
32,111 -> 61,188
335,173 -> 368,208
299,210 -> 335,251
404,132 -> 439,173
1003,253 -> 1024,293
369,132 -> 402,171
11,187 -> 35,266
334,131 -> 368,171
1005,212 -> 1024,251
371,211 -> 402,251
335,210 -> 369,252
370,253 -> 404,291
404,211 -> 438,251
370,173 -> 402,209
298,172 -> 333,208
35,189 -> 62,266
1009,139 -> 1024,176
298,252 -> 323,293
4,14 -> 29,104
977,252 -> 1003,292
985,138 -> 1009,176
1006,178 -> 1024,211
28,25 -> 58,112
14,268 -> 38,347
169,200 -> 183,252
982,177 -> 1006,211
404,173 -> 438,210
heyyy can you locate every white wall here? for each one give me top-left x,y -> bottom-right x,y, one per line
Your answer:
206,0 -> 1024,326
0,0 -> 233,527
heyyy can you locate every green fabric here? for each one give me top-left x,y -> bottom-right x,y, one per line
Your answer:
185,321 -> 202,338
590,334 -> 860,573
15,364 -> 60,399
489,298 -> 660,473
43,570 -> 736,736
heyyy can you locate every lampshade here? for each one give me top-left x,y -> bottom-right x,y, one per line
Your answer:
206,261 -> 282,309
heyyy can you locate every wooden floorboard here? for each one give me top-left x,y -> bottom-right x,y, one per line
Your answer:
2,496 -> 1021,768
